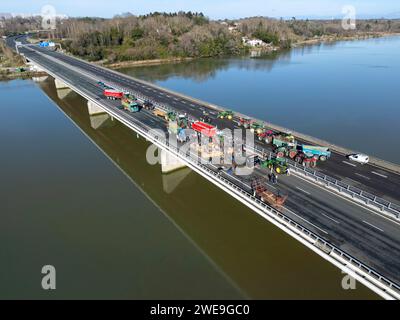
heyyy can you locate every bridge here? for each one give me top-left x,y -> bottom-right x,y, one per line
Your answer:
7,35 -> 400,299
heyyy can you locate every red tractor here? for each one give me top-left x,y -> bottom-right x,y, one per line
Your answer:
256,129 -> 275,144
294,152 -> 317,168
238,117 -> 252,129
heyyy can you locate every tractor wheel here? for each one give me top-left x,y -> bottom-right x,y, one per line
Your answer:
319,155 -> 327,162
258,136 -> 263,141
277,151 -> 284,158
295,156 -> 302,164
275,167 -> 281,174
265,137 -> 272,144
310,161 -> 317,168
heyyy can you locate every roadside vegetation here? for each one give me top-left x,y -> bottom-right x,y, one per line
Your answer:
1,12 -> 400,65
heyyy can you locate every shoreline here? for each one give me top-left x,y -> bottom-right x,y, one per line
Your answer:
93,32 -> 400,69
0,71 -> 48,81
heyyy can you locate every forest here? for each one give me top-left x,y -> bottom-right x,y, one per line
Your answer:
2,12 -> 399,63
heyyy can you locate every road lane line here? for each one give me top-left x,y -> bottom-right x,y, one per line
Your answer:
296,187 -> 311,195
362,220 -> 384,232
355,173 -> 371,180
343,161 -> 357,167
285,208 -> 328,234
321,213 -> 340,224
371,171 -> 388,179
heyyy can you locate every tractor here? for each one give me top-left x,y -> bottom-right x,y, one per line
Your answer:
143,100 -> 154,111
238,117 -> 252,129
250,122 -> 265,135
256,129 -> 275,143
218,110 -> 234,120
294,152 -> 317,168
200,111 -> 212,124
260,157 -> 288,175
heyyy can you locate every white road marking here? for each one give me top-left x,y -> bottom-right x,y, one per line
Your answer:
355,173 -> 371,180
285,208 -> 328,234
296,187 -> 311,195
321,213 -> 340,224
343,161 -> 357,167
362,220 -> 384,232
371,171 -> 388,179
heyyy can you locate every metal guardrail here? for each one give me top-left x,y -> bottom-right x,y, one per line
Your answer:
26,53 -> 400,299
248,144 -> 400,220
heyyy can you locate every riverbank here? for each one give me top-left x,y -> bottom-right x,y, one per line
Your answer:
292,31 -> 400,48
0,69 -> 48,80
93,32 -> 400,68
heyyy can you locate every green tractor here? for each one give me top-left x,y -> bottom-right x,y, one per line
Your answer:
165,111 -> 177,122
250,122 -> 264,134
260,157 -> 288,175
218,110 -> 234,120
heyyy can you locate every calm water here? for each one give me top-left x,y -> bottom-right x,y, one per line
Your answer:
0,78 -> 377,299
120,36 -> 400,164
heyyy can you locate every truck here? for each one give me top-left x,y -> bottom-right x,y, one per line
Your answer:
191,121 -> 217,138
272,134 -> 296,149
217,110 -> 234,120
168,122 -> 189,143
251,179 -> 287,207
121,98 -> 140,112
104,89 -> 124,100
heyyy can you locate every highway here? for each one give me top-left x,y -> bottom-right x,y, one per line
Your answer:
8,37 -> 400,297
24,43 -> 400,207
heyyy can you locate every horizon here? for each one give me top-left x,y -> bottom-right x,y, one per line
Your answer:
0,1 -> 399,20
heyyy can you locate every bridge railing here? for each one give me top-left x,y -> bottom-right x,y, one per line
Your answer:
247,144 -> 400,220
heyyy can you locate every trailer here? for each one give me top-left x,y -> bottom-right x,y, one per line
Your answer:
256,129 -> 275,143
300,145 -> 331,161
103,89 -> 124,100
251,179 -> 287,207
153,109 -> 167,118
191,121 -> 217,138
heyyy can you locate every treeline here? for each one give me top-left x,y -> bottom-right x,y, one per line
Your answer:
2,13 -> 400,63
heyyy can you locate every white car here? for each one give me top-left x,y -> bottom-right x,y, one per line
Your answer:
348,154 -> 369,164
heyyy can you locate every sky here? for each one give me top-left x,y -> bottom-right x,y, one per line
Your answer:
1,0 -> 399,19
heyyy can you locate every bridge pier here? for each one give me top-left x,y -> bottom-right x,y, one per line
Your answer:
87,101 -> 105,115
54,78 -> 69,90
161,149 -> 187,174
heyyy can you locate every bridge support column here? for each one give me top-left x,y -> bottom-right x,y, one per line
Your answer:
87,101 -> 105,115
54,78 -> 69,89
161,149 -> 186,174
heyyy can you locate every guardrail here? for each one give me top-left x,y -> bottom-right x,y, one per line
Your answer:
25,53 -> 400,299
248,144 -> 400,220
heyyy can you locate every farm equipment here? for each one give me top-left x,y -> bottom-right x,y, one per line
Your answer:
153,108 -> 167,118
238,117 -> 252,129
200,111 -> 212,124
260,157 -> 288,175
191,121 -> 217,138
218,110 -> 234,120
250,122 -> 264,134
251,178 -> 287,207
121,98 -> 140,112
300,145 -> 331,161
168,122 -> 189,142
142,100 -> 154,111
256,129 -> 275,143
294,152 -> 317,167
103,89 -> 124,100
